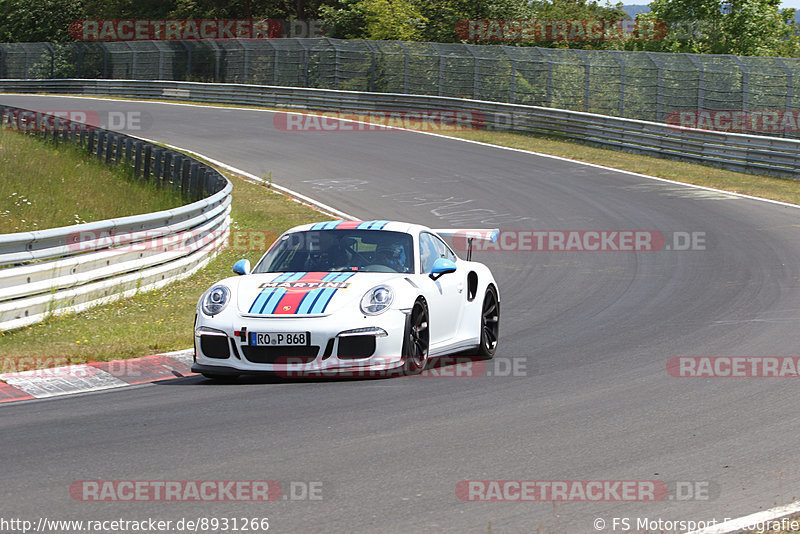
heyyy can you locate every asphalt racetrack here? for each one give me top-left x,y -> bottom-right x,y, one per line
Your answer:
3,94 -> 800,533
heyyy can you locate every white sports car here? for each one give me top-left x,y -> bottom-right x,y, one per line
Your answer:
192,220 -> 500,379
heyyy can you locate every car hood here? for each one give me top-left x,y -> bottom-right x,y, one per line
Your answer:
236,271 -> 400,316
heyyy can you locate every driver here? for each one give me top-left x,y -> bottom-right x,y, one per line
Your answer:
375,242 -> 408,272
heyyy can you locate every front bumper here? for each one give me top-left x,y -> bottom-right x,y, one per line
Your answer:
193,309 -> 407,376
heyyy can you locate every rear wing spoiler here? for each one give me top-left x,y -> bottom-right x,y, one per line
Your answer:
433,228 -> 500,261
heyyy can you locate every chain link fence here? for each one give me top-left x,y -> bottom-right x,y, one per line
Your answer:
3,38 -> 800,136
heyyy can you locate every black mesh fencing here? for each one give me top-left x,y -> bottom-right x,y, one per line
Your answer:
3,38 -> 800,136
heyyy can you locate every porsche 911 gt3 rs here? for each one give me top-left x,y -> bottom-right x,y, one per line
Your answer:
191,220 -> 500,379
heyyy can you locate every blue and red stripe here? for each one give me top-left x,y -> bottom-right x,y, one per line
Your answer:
309,220 -> 389,231
248,272 -> 355,315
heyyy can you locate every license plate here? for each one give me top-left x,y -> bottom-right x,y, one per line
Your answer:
249,332 -> 309,346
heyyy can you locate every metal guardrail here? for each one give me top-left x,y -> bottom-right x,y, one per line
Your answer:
0,104 -> 232,331
1,78 -> 798,178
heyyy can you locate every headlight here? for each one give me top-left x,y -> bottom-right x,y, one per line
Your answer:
202,285 -> 230,316
360,285 -> 393,315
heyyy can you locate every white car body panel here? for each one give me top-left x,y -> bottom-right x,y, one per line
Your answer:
192,220 -> 499,377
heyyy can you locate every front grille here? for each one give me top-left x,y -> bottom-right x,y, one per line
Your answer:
200,335 -> 230,359
337,335 -> 376,359
241,345 -> 319,364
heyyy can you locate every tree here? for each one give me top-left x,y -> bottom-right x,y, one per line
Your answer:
362,0 -> 427,41
414,0 -> 534,42
644,0 -> 796,55
320,0 -> 426,40
0,0 -> 86,42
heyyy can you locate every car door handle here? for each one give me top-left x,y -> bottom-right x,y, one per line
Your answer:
457,283 -> 463,293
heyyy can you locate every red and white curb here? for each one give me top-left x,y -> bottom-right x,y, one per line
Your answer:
0,349 -> 195,403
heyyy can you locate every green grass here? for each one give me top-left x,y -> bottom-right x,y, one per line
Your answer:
0,128 -> 185,233
0,172 -> 322,372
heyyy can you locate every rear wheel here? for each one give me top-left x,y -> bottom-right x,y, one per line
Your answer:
478,286 -> 499,359
402,299 -> 430,374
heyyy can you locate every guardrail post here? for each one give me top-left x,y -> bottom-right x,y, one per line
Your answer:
96,131 -> 105,160
142,144 -> 152,180
181,158 -> 191,195
87,129 -> 96,153
106,134 -> 115,164
202,170 -> 212,199
51,118 -> 60,145
171,154 -> 183,192
190,162 -> 200,200
115,134 -> 125,163
133,141 -> 142,177
153,148 -> 163,181
124,137 -> 133,163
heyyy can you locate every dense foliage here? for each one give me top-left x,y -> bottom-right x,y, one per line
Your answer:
0,0 -> 798,56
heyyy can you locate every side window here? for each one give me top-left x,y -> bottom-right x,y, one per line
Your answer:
419,233 -> 438,273
431,234 -> 457,263
419,232 -> 456,273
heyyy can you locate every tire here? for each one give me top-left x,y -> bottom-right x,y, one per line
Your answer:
401,299 -> 430,374
478,286 -> 499,360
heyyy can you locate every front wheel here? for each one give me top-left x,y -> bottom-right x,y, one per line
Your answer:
478,286 -> 499,359
402,299 -> 430,374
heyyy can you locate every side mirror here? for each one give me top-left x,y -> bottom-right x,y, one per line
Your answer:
429,258 -> 457,280
232,259 -> 251,275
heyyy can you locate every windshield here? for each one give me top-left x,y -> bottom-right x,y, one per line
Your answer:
254,229 -> 414,274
